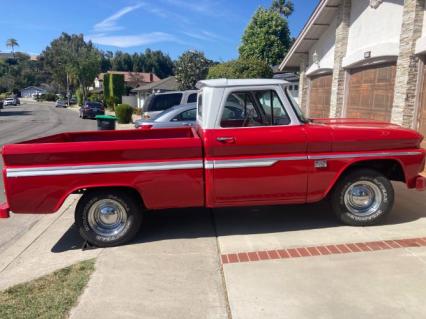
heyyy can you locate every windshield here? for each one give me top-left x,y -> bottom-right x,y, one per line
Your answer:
87,102 -> 103,108
284,87 -> 309,123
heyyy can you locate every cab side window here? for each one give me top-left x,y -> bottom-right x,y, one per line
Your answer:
220,90 -> 290,127
220,92 -> 267,128
255,90 -> 290,125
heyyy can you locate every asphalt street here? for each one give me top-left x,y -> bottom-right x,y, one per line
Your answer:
0,101 -> 96,254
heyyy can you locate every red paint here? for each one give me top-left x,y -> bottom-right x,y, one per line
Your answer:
0,202 -> 9,218
0,117 -> 425,216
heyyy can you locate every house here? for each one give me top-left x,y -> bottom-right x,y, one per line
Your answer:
131,76 -> 179,108
279,0 -> 426,142
20,86 -> 47,98
273,67 -> 300,102
93,71 -> 160,90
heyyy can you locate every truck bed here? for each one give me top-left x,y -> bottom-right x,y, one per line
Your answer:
2,127 -> 205,213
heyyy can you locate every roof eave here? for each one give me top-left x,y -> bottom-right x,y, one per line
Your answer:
279,0 -> 335,71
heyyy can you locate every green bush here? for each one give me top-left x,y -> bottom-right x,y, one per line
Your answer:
207,58 -> 273,79
36,93 -> 57,101
133,108 -> 142,116
115,104 -> 133,124
103,73 -> 124,110
76,88 -> 84,106
88,93 -> 103,103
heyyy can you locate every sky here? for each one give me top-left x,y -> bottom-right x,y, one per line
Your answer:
1,0 -> 319,61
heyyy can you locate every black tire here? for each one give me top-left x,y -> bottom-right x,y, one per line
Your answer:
331,169 -> 394,226
75,189 -> 143,247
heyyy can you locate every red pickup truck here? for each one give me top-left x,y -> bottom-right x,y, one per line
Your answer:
1,79 -> 425,247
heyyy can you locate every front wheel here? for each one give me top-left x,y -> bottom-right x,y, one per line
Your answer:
331,169 -> 394,226
75,190 -> 143,247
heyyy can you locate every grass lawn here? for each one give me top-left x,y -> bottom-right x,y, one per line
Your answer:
0,259 -> 95,319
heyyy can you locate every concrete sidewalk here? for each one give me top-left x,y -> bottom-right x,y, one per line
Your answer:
70,208 -> 228,319
0,182 -> 425,318
0,195 -> 101,291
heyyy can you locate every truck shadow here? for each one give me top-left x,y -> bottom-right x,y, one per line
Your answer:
51,186 -> 426,253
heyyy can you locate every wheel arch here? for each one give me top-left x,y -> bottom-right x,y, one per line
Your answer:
53,184 -> 146,213
324,158 -> 405,199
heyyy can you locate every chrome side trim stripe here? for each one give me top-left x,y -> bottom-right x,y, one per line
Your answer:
6,160 -> 203,177
205,151 -> 422,169
205,156 -> 306,169
308,151 -> 423,161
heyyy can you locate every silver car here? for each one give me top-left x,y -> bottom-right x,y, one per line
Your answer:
134,103 -> 196,129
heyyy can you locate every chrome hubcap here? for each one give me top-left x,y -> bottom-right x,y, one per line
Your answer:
344,181 -> 382,216
88,199 -> 127,237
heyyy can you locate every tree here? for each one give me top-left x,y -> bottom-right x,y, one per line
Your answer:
110,49 -> 174,79
6,38 -> 19,57
207,58 -> 272,79
175,50 -> 212,90
103,73 -> 125,109
42,33 -> 101,99
271,0 -> 294,17
239,8 -> 292,66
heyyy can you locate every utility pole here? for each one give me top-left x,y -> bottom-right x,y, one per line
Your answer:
66,71 -> 70,106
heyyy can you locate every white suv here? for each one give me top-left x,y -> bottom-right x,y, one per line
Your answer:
141,90 -> 198,119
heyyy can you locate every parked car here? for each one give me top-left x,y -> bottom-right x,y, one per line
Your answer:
69,97 -> 77,105
79,101 -> 105,119
3,97 -> 20,106
1,79 -> 425,247
141,90 -> 198,120
55,100 -> 68,108
0,100 -> 3,109
135,103 -> 196,129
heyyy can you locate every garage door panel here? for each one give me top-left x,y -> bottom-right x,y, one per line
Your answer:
347,63 -> 396,122
308,74 -> 332,118
418,65 -> 426,148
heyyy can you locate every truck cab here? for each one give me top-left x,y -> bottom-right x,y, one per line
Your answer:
1,79 -> 425,247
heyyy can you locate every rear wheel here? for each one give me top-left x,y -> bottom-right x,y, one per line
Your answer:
331,169 -> 394,226
75,190 -> 143,247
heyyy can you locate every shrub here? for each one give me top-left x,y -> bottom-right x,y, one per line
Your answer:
207,58 -> 273,79
76,88 -> 84,106
115,104 -> 133,124
133,108 -> 142,116
103,73 -> 124,110
36,93 -> 57,101
88,93 -> 103,103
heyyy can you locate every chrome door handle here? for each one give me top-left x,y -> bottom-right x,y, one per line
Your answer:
216,136 -> 235,143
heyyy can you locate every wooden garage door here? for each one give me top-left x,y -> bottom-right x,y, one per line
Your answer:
418,65 -> 426,148
347,63 -> 396,122
308,73 -> 332,118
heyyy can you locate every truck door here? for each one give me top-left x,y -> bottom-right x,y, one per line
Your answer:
204,88 -> 308,206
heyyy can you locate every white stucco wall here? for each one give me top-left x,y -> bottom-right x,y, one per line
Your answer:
344,0 -> 404,67
306,16 -> 337,76
415,2 -> 426,54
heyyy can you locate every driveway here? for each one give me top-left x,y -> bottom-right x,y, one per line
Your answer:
0,102 -> 96,254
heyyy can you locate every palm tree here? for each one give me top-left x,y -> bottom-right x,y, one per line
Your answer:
271,0 -> 294,17
6,38 -> 19,57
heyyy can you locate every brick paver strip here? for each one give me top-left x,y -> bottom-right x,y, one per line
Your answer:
221,236 -> 426,265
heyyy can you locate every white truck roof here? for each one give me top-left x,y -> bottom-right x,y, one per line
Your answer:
196,78 -> 290,89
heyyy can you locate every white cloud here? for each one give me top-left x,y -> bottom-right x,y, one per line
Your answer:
94,3 -> 143,32
86,32 -> 178,48
182,30 -> 228,42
